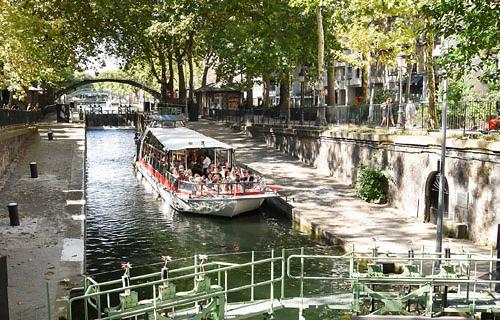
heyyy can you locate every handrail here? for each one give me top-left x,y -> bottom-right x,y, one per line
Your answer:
68,246 -> 500,320
140,158 -> 272,196
68,252 -> 285,320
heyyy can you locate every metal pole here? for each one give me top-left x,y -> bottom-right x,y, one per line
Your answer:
251,251 -> 255,301
0,256 -> 8,320
300,81 -> 305,125
495,224 -> 500,292
463,101 -> 467,135
435,77 -> 447,263
46,282 -> 51,320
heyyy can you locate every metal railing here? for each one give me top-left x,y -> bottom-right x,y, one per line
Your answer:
141,159 -> 270,197
214,100 -> 498,132
0,109 -> 43,127
68,250 -> 286,320
64,246 -> 500,320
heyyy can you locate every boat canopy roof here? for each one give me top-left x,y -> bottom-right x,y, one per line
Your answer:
148,127 -> 233,151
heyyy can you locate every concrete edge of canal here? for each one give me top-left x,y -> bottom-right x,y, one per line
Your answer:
263,196 -> 347,250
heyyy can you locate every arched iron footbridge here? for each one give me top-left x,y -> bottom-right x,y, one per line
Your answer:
55,78 -> 162,101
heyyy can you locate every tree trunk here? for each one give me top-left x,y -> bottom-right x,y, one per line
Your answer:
167,52 -> 175,98
263,76 -> 270,107
425,34 -> 438,128
315,2 -> 327,126
406,62 -> 413,101
186,37 -> 194,102
176,47 -> 186,101
383,64 -> 390,90
202,64 -> 209,87
278,72 -> 290,117
362,64 -> 368,103
159,51 -> 168,103
246,88 -> 253,108
327,60 -> 335,106
367,62 -> 375,122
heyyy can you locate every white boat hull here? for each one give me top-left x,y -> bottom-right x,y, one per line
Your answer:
135,163 -> 273,217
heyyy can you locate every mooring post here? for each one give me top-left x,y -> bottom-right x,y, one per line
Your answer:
47,130 -> 54,140
7,203 -> 19,226
29,162 -> 38,178
495,224 -> 500,293
0,256 -> 8,320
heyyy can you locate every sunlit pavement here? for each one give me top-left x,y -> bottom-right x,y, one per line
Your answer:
189,119 -> 490,256
0,117 -> 85,320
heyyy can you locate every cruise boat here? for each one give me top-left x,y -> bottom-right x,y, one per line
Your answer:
135,118 -> 277,217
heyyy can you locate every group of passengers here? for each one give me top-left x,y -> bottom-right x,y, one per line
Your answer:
169,154 -> 257,194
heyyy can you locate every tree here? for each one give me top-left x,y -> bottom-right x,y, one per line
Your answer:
0,1 -> 92,101
426,0 -> 499,90
336,0 -> 419,122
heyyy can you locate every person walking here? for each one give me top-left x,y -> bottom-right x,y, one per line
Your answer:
380,97 -> 395,127
405,99 -> 416,128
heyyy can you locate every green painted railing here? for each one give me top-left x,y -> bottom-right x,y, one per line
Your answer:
63,246 -> 500,320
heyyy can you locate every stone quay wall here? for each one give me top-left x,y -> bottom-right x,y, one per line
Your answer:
0,126 -> 37,180
248,124 -> 500,245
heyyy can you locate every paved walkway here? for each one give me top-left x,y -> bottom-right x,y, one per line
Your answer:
0,118 -> 85,320
189,120 -> 491,257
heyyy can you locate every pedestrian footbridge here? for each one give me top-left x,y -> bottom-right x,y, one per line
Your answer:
66,247 -> 500,319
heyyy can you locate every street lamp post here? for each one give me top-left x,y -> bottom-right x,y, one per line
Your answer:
299,68 -> 306,125
432,41 -> 448,266
345,72 -> 352,106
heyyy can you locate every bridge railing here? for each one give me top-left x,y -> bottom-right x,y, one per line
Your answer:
0,109 -> 43,127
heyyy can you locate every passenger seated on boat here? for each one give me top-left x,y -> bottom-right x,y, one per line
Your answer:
186,169 -> 193,181
244,170 -> 255,182
172,168 -> 180,179
193,174 -> 204,194
202,155 -> 212,170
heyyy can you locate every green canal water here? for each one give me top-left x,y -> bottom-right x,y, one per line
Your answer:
85,129 -> 348,319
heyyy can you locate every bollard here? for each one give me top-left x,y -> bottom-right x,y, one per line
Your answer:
0,256 -> 8,320
29,162 -> 38,178
7,203 -> 19,226
47,130 -> 54,140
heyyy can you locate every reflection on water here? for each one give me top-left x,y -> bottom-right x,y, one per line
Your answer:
85,129 -> 344,319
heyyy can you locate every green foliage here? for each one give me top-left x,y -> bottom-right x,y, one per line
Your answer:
373,88 -> 395,104
355,161 -> 390,204
426,0 -> 500,89
444,79 -> 473,106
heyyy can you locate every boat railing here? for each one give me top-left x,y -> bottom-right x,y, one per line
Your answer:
177,179 -> 267,197
141,158 -> 273,197
162,168 -> 269,197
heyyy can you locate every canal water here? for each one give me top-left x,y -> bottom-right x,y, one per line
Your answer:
85,129 -> 346,319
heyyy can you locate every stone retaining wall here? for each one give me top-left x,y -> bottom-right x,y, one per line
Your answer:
0,126 -> 37,180
249,124 -> 500,245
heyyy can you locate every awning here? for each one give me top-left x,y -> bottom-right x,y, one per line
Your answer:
148,127 -> 233,151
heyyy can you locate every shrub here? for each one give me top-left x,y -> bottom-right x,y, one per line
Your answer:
355,163 -> 390,204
